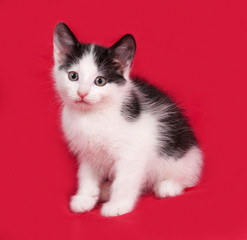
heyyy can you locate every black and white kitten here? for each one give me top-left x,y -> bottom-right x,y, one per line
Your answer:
53,23 -> 203,217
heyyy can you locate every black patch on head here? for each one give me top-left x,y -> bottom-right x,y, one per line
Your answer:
121,90 -> 141,122
59,44 -> 91,70
133,78 -> 198,159
93,45 -> 127,85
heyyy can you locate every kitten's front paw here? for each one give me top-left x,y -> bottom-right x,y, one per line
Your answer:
101,201 -> 134,217
70,195 -> 98,213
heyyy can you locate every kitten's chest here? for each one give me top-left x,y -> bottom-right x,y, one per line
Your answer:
61,105 -> 119,154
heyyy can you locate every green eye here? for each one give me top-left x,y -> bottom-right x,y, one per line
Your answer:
95,76 -> 107,86
68,71 -> 79,81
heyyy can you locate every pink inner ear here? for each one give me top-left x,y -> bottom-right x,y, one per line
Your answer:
54,37 -> 71,54
53,39 -> 74,64
113,57 -> 130,74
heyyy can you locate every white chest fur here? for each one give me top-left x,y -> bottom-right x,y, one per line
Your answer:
62,104 -> 118,155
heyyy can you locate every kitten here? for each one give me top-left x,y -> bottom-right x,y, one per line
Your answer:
53,23 -> 203,217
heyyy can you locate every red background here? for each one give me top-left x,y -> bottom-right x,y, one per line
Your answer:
0,0 -> 247,239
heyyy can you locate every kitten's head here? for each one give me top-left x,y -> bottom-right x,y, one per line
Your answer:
53,22 -> 136,110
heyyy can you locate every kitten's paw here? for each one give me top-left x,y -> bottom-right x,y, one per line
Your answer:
155,180 -> 184,198
70,195 -> 98,213
101,201 -> 134,217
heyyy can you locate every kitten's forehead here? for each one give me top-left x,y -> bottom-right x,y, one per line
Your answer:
78,45 -> 99,80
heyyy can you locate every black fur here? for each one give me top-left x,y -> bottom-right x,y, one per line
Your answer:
121,90 -> 141,121
133,79 -> 197,158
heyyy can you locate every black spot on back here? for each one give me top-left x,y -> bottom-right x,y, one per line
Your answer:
158,106 -> 197,158
121,90 -> 141,122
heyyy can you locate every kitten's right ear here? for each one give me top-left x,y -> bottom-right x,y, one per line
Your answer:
53,22 -> 79,64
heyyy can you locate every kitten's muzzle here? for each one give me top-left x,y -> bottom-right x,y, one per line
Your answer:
77,91 -> 88,100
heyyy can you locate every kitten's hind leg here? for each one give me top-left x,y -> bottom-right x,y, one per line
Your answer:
154,179 -> 184,198
154,146 -> 203,198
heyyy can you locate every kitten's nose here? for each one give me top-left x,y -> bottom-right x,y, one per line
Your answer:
77,91 -> 88,99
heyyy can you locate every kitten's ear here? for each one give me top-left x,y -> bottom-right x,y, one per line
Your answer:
109,34 -> 136,74
53,22 -> 79,64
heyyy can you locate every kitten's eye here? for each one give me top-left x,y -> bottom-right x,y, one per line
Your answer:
68,71 -> 79,81
95,76 -> 107,86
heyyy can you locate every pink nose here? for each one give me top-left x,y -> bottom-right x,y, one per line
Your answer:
77,91 -> 88,99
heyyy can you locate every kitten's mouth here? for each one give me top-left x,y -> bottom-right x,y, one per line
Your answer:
74,99 -> 91,105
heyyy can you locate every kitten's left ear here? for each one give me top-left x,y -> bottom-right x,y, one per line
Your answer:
109,34 -> 136,74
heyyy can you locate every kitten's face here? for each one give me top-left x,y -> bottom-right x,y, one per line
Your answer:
53,23 -> 136,111
54,45 -> 122,110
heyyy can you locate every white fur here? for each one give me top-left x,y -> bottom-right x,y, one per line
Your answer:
53,47 -> 203,217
